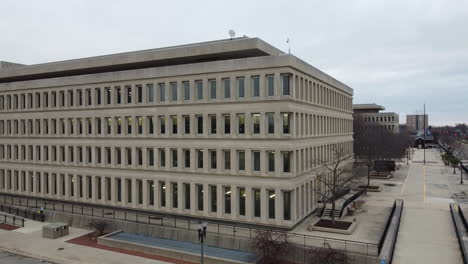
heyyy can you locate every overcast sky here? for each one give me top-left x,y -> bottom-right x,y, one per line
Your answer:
1,0 -> 467,126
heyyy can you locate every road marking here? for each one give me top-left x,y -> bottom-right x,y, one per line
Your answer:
400,166 -> 410,195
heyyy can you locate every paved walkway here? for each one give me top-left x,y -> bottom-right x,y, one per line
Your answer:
393,149 -> 462,264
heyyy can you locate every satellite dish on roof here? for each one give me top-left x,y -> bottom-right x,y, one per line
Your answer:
229,29 -> 236,39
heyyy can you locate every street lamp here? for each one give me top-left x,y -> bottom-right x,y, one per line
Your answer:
198,221 -> 207,264
461,161 -> 464,185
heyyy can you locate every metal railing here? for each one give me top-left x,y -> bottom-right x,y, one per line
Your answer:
0,212 -> 25,227
450,203 -> 468,264
0,192 -> 379,256
339,190 -> 364,219
0,203 -> 45,222
377,200 -> 397,254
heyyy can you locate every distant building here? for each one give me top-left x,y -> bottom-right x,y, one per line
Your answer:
353,103 -> 399,133
406,114 -> 428,134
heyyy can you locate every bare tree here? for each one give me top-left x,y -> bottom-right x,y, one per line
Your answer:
354,115 -> 412,189
250,229 -> 288,264
88,220 -> 109,237
315,145 -> 360,224
307,244 -> 350,264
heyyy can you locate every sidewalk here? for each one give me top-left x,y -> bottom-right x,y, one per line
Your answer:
0,219 -> 171,264
392,149 -> 462,264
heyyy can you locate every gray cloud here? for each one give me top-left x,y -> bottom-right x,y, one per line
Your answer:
1,0 -> 466,125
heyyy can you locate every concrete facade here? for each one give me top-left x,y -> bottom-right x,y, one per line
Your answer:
353,103 -> 399,133
0,37 -> 354,228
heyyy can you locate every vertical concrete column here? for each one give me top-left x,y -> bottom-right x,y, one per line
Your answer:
245,112 -> 251,136
275,149 -> 282,177
142,179 -> 148,208
177,181 -> 183,213
189,182 -> 196,214
260,150 -> 266,176
231,184 -> 238,221
131,177 -> 137,207
202,113 -> 208,138
154,181 -> 160,210
245,187 -> 252,221
217,183 -> 223,218
245,149 -> 252,175
202,183 -> 209,215
189,113 -> 195,135
83,175 -> 89,201
216,148 -> 222,173
40,172 -> 46,196
260,187 -> 267,222
275,188 -> 283,225
165,180 -> 170,211
91,175 -> 97,203
190,148 -> 195,172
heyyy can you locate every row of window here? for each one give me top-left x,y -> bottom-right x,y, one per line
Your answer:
0,112 -> 352,137
0,73 -> 352,112
0,169 -> 321,221
362,115 -> 397,123
0,142 -> 352,175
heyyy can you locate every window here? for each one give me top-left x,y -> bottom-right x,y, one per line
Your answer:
171,149 -> 178,167
184,116 -> 190,134
197,184 -> 204,211
281,74 -> 290,95
224,186 -> 231,214
208,185 -> 217,213
184,183 -> 190,210
252,113 -> 260,134
147,84 -> 154,103
282,113 -> 290,134
196,80 -> 203,100
239,187 -> 246,216
171,116 -> 177,134
159,148 -> 166,167
116,87 -> 121,104
160,181 -> 166,207
172,182 -> 178,208
283,191 -> 291,220
148,148 -> 154,166
137,148 -> 143,165
197,116 -> 203,134
268,190 -> 275,219
160,116 -> 166,134
254,188 -> 261,217
238,151 -> 245,171
223,150 -> 231,170
126,147 -> 132,165
158,83 -> 166,102
267,75 -> 274,96
267,113 -> 274,134
209,79 -> 216,99
137,116 -> 143,134
116,117 -> 122,134
137,85 -> 143,103
95,88 -> 101,105
210,115 -> 216,134
105,87 -> 111,104
184,149 -> 190,168
223,78 -> 230,98
268,151 -> 275,172
252,76 -> 260,97
224,115 -> 230,134
237,77 -> 245,98
171,82 -> 177,101
148,116 -> 154,134
126,117 -> 132,134
238,114 -> 245,134
210,150 -> 217,169
183,81 -> 190,100
253,151 -> 260,171
126,86 -> 132,103
197,149 -> 203,168
283,152 -> 291,172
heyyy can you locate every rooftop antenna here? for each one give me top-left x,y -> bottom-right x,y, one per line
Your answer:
286,37 -> 291,54
229,30 -> 236,40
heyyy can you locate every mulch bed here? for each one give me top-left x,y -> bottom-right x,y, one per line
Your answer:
314,219 -> 352,230
0,223 -> 20,231
66,233 -> 195,264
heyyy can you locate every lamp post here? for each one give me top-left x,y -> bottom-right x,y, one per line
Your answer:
461,161 -> 464,185
406,148 -> 409,164
198,221 -> 207,264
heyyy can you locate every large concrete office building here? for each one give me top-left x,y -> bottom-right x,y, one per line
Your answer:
353,103 -> 399,133
0,37 -> 353,228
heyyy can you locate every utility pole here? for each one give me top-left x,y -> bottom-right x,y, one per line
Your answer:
423,103 -> 426,165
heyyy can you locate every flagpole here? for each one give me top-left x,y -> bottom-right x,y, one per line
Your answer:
423,103 -> 426,165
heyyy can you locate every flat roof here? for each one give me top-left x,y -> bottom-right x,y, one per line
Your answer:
353,103 -> 385,111
0,37 -> 283,83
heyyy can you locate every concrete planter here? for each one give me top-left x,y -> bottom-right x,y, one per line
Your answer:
310,219 -> 357,235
